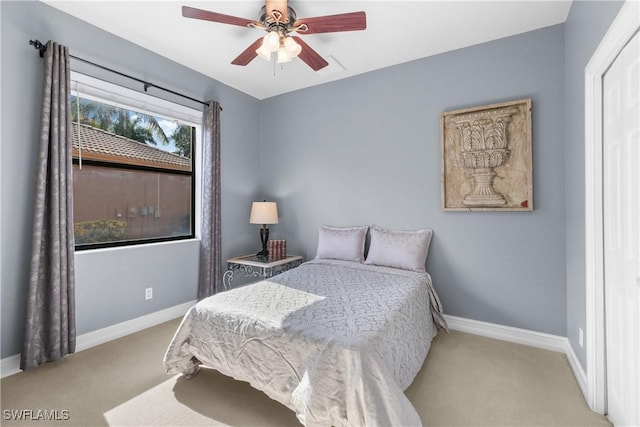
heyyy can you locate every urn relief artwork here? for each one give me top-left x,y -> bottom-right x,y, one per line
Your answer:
441,98 -> 532,211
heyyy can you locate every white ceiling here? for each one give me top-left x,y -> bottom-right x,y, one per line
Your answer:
43,1 -> 572,100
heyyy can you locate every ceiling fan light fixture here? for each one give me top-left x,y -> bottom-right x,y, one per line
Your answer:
263,31 -> 280,51
255,43 -> 273,61
283,36 -> 302,57
277,46 -> 292,63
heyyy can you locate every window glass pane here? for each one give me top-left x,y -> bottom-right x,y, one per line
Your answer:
71,89 -> 196,249
73,165 -> 191,245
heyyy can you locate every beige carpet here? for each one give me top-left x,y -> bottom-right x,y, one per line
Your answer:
1,318 -> 610,427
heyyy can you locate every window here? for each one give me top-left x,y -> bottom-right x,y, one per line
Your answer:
70,73 -> 202,250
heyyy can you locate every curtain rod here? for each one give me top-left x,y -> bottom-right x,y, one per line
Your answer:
29,39 -> 220,110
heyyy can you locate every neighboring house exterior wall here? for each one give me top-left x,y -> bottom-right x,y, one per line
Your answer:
71,122 -> 193,243
73,164 -> 191,242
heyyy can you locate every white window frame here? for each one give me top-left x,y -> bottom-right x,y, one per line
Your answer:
70,71 -> 203,245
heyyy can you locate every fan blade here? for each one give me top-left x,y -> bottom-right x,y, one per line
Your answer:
231,38 -> 264,66
294,11 -> 366,34
182,6 -> 255,28
292,37 -> 328,71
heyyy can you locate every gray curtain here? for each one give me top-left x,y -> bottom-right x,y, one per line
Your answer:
21,41 -> 76,370
198,101 -> 223,299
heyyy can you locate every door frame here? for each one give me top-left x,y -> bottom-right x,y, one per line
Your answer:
585,0 -> 639,414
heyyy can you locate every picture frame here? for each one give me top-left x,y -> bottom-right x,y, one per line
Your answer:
440,98 -> 533,211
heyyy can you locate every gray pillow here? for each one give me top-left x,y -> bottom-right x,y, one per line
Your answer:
315,225 -> 368,263
365,226 -> 433,272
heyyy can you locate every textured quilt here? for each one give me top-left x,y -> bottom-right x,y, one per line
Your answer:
163,259 -> 446,426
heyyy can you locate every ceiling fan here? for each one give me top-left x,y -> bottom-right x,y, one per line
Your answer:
182,1 -> 366,71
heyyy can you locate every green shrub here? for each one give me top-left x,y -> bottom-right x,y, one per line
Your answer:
74,219 -> 127,244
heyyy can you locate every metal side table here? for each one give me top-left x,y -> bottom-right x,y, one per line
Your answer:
223,254 -> 303,290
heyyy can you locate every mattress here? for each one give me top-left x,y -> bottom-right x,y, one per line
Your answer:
163,259 -> 446,426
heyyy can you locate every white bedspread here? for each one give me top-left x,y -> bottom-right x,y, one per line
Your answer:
163,259 -> 446,427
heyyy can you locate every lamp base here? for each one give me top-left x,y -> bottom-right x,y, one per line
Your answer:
257,226 -> 270,260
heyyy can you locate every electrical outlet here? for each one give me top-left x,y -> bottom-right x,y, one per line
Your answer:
145,287 -> 153,300
579,327 -> 584,348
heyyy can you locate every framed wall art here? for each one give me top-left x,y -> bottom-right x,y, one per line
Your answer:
440,98 -> 533,211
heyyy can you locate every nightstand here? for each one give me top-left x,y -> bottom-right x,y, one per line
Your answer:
223,254 -> 304,290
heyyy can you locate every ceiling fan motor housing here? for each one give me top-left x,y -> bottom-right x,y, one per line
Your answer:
259,5 -> 297,34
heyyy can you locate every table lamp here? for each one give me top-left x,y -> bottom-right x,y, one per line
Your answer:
249,201 -> 278,258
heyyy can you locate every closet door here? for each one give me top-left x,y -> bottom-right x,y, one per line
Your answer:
603,30 -> 639,427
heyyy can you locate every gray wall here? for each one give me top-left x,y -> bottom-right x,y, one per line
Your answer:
0,1 -> 261,358
564,0 -> 624,369
259,25 -> 568,336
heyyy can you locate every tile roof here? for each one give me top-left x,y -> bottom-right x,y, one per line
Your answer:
71,122 -> 191,171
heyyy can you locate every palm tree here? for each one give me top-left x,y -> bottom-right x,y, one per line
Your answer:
71,96 -> 117,130
112,111 -> 156,145
71,96 -> 169,146
135,113 -> 169,146
171,125 -> 193,158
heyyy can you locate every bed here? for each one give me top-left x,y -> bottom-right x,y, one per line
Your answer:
164,226 -> 447,427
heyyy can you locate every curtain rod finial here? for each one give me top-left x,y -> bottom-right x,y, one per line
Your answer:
29,39 -> 47,57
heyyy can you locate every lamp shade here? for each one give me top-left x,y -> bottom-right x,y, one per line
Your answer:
249,202 -> 279,225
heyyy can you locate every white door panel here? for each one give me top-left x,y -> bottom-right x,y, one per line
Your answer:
603,30 -> 639,427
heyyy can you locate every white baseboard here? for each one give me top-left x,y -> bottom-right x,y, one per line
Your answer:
444,314 -> 588,402
444,314 -> 568,353
0,300 -> 195,379
74,300 -> 195,352
0,354 -> 21,379
564,340 -> 588,400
